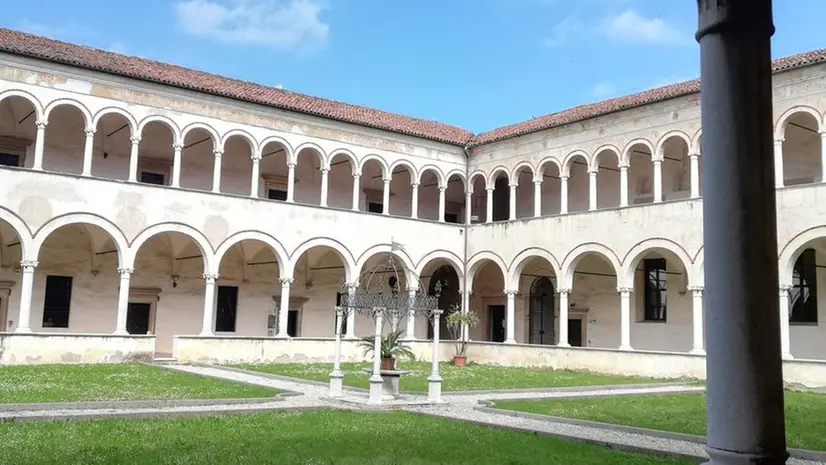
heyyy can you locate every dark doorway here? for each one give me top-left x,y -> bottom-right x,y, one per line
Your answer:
428,265 -> 460,339
335,292 -> 348,335
568,319 -> 583,347
287,310 -> 299,337
529,277 -> 555,345
492,175 -> 509,221
126,303 -> 151,335
488,305 -> 506,342
215,286 -> 238,332
42,275 -> 72,328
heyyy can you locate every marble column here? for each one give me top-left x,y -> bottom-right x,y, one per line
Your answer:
128,136 -> 140,182
505,290 -> 516,344
114,267 -> 133,335
405,286 -> 417,340
508,183 -> 517,220
773,139 -> 784,188
653,159 -> 663,203
485,187 -> 494,223
33,121 -> 46,171
171,143 -> 182,188
560,175 -> 569,214
345,283 -> 357,339
82,128 -> 95,176
588,169 -> 598,211
351,174 -> 361,211
438,186 -> 446,222
382,178 -> 391,215
277,278 -> 293,337
15,260 -> 38,333
533,180 -> 542,217
319,167 -> 329,207
411,183 -> 419,219
286,162 -> 296,203
250,155 -> 261,197
690,286 -> 705,355
619,164 -> 629,207
690,153 -> 701,198
618,287 -> 632,351
779,285 -> 792,359
200,273 -> 219,336
557,289 -> 570,347
211,150 -> 223,193
821,131 -> 826,182
465,190 -> 473,225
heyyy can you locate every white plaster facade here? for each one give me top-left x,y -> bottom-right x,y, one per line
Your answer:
2,40 -> 826,384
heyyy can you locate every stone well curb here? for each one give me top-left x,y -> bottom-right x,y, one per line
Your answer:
445,381 -> 702,397
475,405 -> 826,463
0,405 -> 333,423
0,396 -> 285,413
147,362 -> 304,397
404,409 -> 704,463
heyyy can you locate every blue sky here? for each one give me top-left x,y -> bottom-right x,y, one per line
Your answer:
2,0 -> 825,133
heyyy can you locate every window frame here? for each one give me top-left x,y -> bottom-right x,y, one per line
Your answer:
42,275 -> 73,328
643,258 -> 667,322
790,248 -> 818,324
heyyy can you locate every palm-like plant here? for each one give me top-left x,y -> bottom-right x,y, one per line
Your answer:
358,328 -> 415,362
445,303 -> 480,358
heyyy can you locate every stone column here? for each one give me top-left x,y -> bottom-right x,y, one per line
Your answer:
33,120 -> 46,171
128,137 -> 140,182
250,155 -> 261,198
438,186 -> 446,222
560,175 -> 569,214
15,260 -> 37,333
200,273 -> 219,336
277,278 -> 293,337
653,159 -> 663,203
345,282 -> 357,339
411,183 -> 419,219
329,307 -> 345,397
382,178 -> 391,215
212,150 -> 223,193
461,289 -> 471,341
508,183 -> 517,220
286,162 -> 296,202
351,174 -> 361,211
82,128 -> 95,176
505,290 -> 516,344
690,286 -> 705,355
405,286 -> 417,340
773,138 -> 784,188
485,187 -> 494,223
557,289 -> 570,347
428,309 -> 443,402
368,310 -> 384,404
618,287 -> 632,350
465,190 -> 473,225
619,164 -> 629,207
821,131 -> 826,183
319,167 -> 329,207
588,169 -> 598,211
779,285 -> 792,359
171,143 -> 182,188
114,267 -> 133,335
697,1 -> 788,463
690,153 -> 701,198
533,180 -> 542,217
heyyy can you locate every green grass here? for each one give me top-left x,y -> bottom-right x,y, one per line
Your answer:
0,363 -> 279,403
495,391 -> 826,451
234,362 -> 665,392
0,410 -> 694,465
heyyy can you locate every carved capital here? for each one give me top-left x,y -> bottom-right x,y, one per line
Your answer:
619,163 -> 629,171
653,159 -> 663,166
85,128 -> 96,137
20,260 -> 38,272
689,152 -> 700,160
688,285 -> 704,294
35,120 -> 48,130
406,285 -> 419,294
560,175 -> 570,182
280,277 -> 294,286
485,186 -> 495,192
130,136 -> 141,145
588,168 -> 599,175
557,288 -> 571,295
213,150 -> 224,157
504,289 -> 518,297
411,182 -> 420,189
251,154 -> 262,162
320,167 -> 329,174
287,162 -> 297,169
203,273 -> 220,283
533,179 -> 542,186
352,173 -> 361,179
438,186 -> 446,192
173,143 -> 184,151
118,268 -> 134,278
774,138 -> 785,144
779,284 -> 792,294
617,287 -> 633,295
382,178 -> 391,184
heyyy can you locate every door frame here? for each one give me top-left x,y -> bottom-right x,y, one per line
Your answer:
567,309 -> 589,347
0,280 -> 14,332
487,304 -> 507,342
128,287 -> 161,335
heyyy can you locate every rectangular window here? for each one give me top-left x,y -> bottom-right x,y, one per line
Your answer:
287,310 -> 299,337
0,153 -> 20,167
334,292 -> 348,335
268,189 -> 288,201
444,213 -> 459,224
140,171 -> 166,185
42,275 -> 72,328
791,248 -> 818,323
643,258 -> 667,322
215,286 -> 238,332
368,202 -> 383,214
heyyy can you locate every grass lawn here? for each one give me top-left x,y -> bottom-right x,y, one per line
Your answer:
0,363 -> 279,403
0,410 -> 694,465
495,391 -> 826,452
234,362 -> 665,392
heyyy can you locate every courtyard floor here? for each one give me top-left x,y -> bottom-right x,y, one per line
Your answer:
233,361 -> 664,391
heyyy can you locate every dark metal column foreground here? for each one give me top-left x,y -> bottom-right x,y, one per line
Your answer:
696,1 -> 788,464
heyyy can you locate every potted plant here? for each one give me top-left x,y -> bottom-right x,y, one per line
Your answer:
445,304 -> 480,367
358,328 -> 415,370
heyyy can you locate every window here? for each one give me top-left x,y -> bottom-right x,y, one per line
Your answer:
140,171 -> 165,185
215,286 -> 238,332
42,275 -> 72,328
334,292 -> 348,335
0,153 -> 20,167
268,189 -> 288,201
368,202 -> 383,214
643,258 -> 667,321
791,249 -> 818,323
444,213 -> 459,224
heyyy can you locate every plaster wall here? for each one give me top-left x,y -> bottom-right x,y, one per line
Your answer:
0,333 -> 154,364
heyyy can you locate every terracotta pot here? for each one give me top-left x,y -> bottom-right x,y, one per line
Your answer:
381,357 -> 396,370
453,355 -> 467,367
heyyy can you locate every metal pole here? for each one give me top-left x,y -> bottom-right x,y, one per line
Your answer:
368,309 -> 384,404
696,1 -> 788,463
428,309 -> 443,402
328,307 -> 344,398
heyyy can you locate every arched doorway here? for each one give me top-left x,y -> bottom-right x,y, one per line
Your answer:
529,277 -> 555,345
428,265 -> 459,339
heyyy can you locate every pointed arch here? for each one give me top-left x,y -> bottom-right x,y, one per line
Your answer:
0,89 -> 44,122
560,242 -> 621,289
620,238 -> 694,288
43,98 -> 92,128
138,115 -> 182,144
288,237 -> 356,283
507,247 -> 561,291
128,222 -> 214,271
31,213 -> 128,265
214,230 -> 289,277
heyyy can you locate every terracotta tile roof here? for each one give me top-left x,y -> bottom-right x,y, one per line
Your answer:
1,27 -> 825,150
0,27 -> 474,146
471,47 -> 826,147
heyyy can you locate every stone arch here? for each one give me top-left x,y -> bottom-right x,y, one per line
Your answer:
0,206 -> 33,260
292,141 -> 326,166
621,138 -> 656,166
355,244 -> 416,284
487,165 -> 510,188
358,154 -> 389,178
693,246 -> 704,287
510,161 -> 535,182
444,169 -> 468,192
507,247 -> 562,291
31,213 -> 129,265
220,129 -> 257,155
560,242 -> 622,289
775,105 -> 824,140
0,89 -> 45,122
91,107 -> 138,136
327,148 -> 358,171
592,145 -> 622,167
415,250 -> 465,285
389,159 -> 417,182
562,150 -> 590,176
536,156 -> 562,180
778,226 -> 826,286
466,251 -> 508,291
128,222 -> 214,271
655,130 -> 692,161
180,122 -> 220,147
467,170 -> 486,193
691,129 -> 702,154
620,238 -> 694,288
214,230 -> 289,277
137,115 -> 182,145
288,237 -> 356,283
417,164 -> 446,188
43,98 -> 92,128
258,135 -> 295,160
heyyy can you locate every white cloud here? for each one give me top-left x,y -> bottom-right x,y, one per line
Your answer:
543,17 -> 582,48
591,82 -> 616,98
175,0 -> 329,51
604,9 -> 686,45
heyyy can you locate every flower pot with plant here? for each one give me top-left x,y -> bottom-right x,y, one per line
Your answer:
445,303 -> 480,367
358,328 -> 415,370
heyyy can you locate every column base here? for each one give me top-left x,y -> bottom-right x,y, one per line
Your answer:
401,336 -> 417,342
368,376 -> 384,404
704,445 -> 789,465
504,339 -> 516,345
328,370 -> 344,398
427,375 -> 442,402
557,342 -> 571,348
690,348 -> 707,356
618,345 -> 634,351
344,334 -> 358,340
14,327 -> 32,334
113,329 -> 129,336
199,331 -> 214,337
782,352 -> 794,361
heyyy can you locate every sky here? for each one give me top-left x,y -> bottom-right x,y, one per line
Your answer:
2,0 -> 825,134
